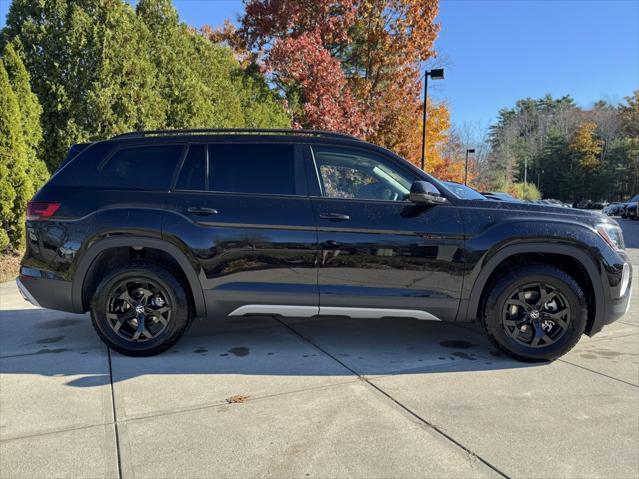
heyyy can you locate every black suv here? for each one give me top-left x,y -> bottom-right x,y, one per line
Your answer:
17,129 -> 633,360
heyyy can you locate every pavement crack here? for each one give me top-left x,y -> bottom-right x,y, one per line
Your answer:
558,359 -> 639,389
107,347 -> 123,479
275,317 -> 511,479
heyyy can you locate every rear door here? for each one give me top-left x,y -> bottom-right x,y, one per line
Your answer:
307,144 -> 465,321
164,141 -> 319,318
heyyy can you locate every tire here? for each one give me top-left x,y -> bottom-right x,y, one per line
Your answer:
90,261 -> 191,356
482,264 -> 587,362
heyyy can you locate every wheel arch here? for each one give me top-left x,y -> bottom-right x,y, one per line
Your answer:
463,243 -> 605,335
72,236 -> 206,318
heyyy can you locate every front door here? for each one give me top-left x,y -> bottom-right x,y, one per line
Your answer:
307,144 -> 465,321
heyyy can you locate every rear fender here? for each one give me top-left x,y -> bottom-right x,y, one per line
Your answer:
72,236 -> 206,317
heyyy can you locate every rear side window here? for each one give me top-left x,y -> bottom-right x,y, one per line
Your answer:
101,145 -> 184,190
209,144 -> 296,195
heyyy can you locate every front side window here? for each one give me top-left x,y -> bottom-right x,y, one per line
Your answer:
312,146 -> 414,201
101,145 -> 184,190
209,144 -> 296,195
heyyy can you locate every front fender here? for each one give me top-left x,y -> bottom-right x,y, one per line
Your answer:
457,218 -> 612,335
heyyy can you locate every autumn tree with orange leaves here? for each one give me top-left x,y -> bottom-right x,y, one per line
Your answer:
208,0 -> 456,175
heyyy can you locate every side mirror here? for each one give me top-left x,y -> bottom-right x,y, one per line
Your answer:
409,181 -> 447,205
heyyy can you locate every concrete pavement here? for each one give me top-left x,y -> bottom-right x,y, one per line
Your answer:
1,219 -> 637,478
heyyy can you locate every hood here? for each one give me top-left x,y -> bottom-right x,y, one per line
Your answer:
463,199 -> 618,227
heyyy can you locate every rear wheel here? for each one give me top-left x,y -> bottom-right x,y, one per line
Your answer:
482,264 -> 587,362
90,261 -> 191,356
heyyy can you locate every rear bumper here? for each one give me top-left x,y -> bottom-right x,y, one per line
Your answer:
16,272 -> 74,312
16,277 -> 42,307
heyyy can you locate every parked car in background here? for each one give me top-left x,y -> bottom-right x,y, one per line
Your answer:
625,195 -> 639,220
17,129 -> 632,361
619,196 -> 639,219
591,201 -> 609,210
574,199 -> 593,209
604,203 -> 622,216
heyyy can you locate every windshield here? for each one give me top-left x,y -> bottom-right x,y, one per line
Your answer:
443,182 -> 487,200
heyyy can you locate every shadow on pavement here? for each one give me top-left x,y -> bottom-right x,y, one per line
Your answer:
0,304 -> 537,388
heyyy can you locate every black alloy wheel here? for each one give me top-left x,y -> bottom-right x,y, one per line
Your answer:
482,264 -> 588,361
106,278 -> 172,342
501,282 -> 570,348
90,261 -> 191,356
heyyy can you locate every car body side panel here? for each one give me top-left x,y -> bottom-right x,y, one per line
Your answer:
312,199 -> 466,321
162,193 -> 320,318
22,187 -> 168,306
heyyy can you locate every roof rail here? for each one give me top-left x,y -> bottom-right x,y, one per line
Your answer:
111,128 -> 362,141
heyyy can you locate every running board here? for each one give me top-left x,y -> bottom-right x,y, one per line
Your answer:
228,305 -> 441,321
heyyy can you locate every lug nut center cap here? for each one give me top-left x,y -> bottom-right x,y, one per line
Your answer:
530,310 -> 540,319
135,305 -> 145,314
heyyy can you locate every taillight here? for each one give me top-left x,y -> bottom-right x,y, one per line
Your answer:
26,202 -> 61,221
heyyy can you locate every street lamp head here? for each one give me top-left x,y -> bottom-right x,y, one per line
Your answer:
467,148 -> 476,154
428,68 -> 444,80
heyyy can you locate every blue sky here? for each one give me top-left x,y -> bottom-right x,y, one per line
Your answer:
1,0 -> 637,128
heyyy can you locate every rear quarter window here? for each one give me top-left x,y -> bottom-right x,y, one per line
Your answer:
100,145 -> 185,190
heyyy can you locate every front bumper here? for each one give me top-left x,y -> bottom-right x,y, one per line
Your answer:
592,258 -> 633,335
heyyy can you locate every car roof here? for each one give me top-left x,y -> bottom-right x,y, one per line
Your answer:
110,128 -> 361,142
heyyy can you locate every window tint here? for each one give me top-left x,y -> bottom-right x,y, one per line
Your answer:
101,145 -> 184,190
209,144 -> 296,195
312,146 -> 413,201
176,144 -> 206,190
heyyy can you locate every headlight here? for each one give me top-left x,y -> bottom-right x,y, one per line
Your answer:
596,224 -> 625,250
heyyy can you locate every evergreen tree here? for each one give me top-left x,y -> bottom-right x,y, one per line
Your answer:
2,0 -> 164,169
235,66 -> 291,128
1,40 -> 49,189
0,61 -> 32,251
137,0 -> 212,128
136,0 -> 290,130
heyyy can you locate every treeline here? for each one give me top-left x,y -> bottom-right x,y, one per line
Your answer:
0,0 -> 290,251
210,0 -> 451,174
479,93 -> 639,202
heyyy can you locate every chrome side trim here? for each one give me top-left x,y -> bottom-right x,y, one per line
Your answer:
228,305 -> 319,317
319,307 -> 441,321
16,278 -> 41,308
227,304 -> 441,321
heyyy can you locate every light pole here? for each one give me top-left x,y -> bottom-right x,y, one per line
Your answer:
464,148 -> 475,185
421,68 -> 444,170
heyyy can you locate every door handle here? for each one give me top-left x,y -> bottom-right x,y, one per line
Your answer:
319,212 -> 350,221
187,207 -> 218,215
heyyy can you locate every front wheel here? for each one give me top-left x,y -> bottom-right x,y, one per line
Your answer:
482,264 -> 587,362
90,261 -> 191,356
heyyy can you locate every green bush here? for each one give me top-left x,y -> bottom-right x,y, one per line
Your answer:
510,182 -> 542,201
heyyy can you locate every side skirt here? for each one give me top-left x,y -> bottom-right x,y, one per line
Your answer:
228,305 -> 441,321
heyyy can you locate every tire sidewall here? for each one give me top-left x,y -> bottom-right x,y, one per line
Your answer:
91,265 -> 188,354
485,269 -> 587,361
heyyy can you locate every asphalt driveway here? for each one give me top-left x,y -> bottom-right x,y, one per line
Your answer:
1,219 -> 638,479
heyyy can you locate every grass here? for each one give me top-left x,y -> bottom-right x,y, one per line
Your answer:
0,251 -> 22,283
